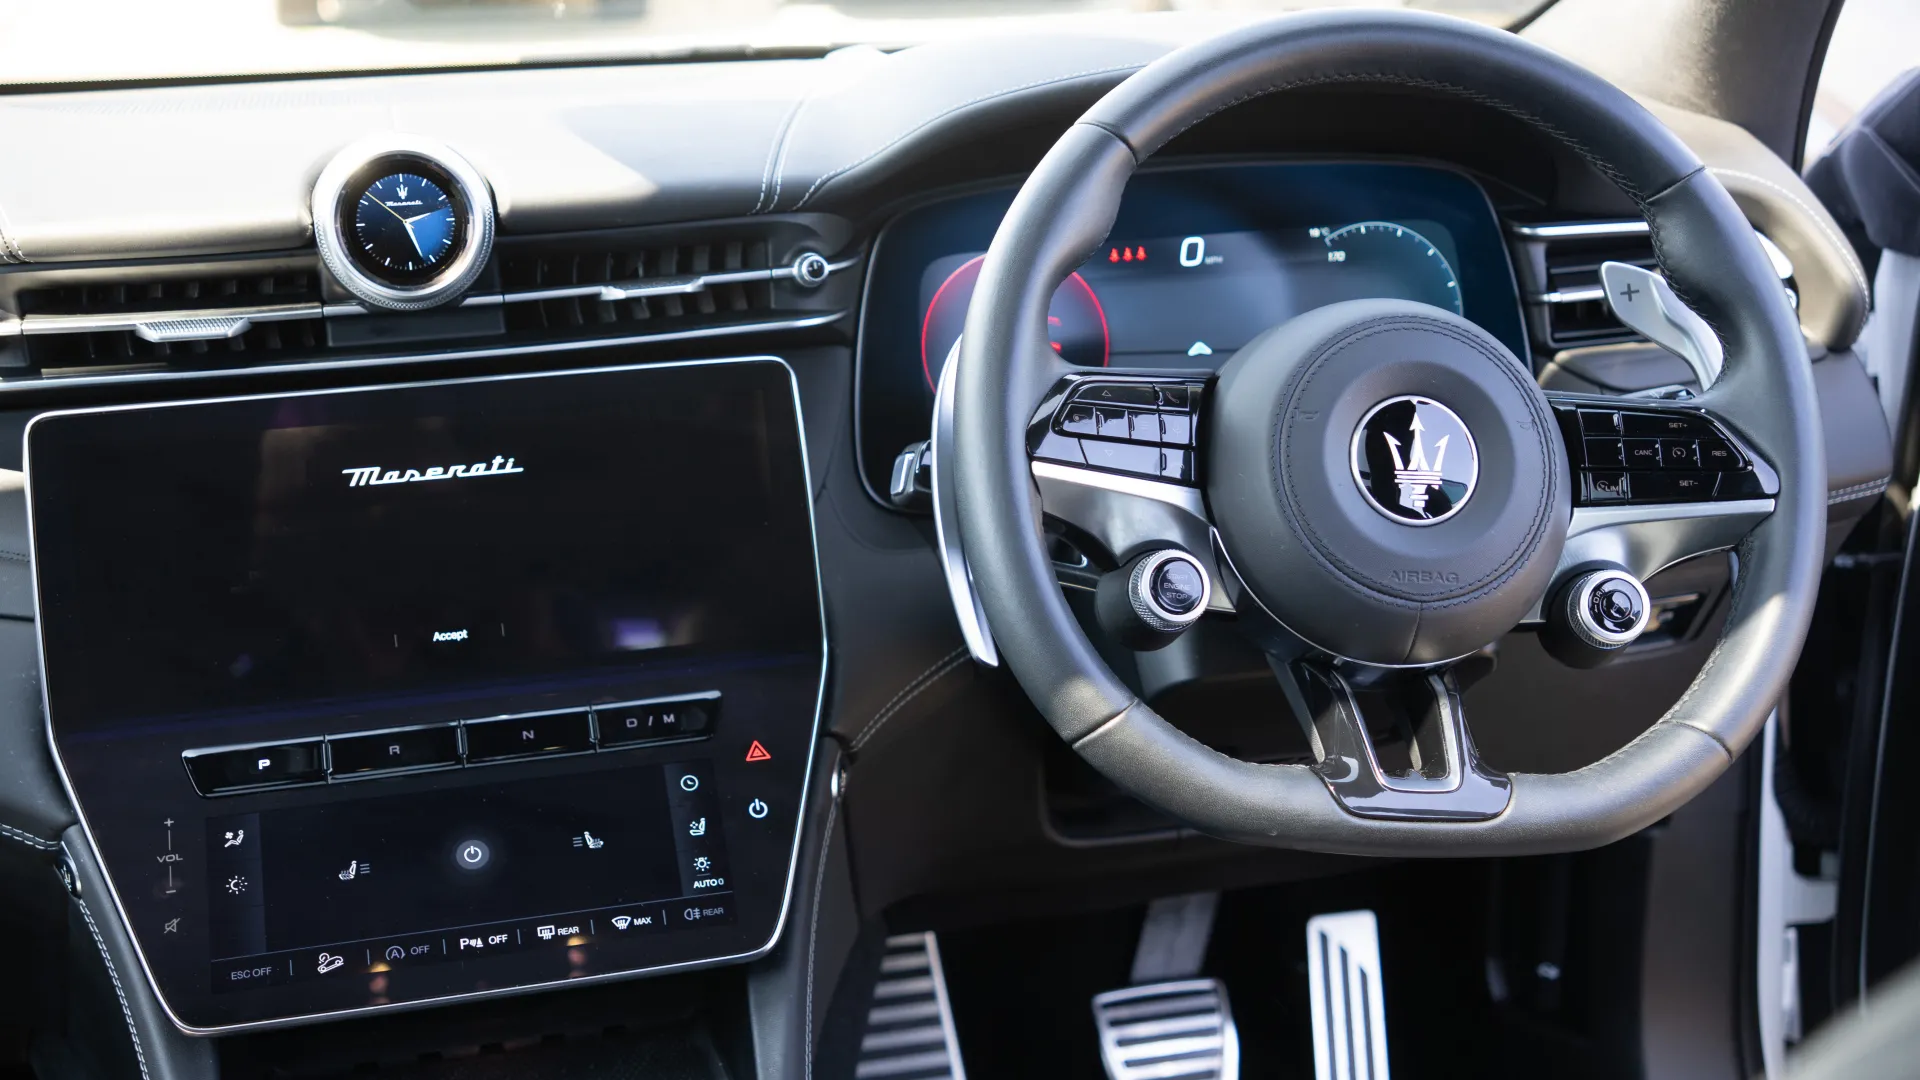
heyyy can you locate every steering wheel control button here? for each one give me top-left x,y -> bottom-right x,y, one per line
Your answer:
183,741 -> 326,795
1083,439 -> 1163,476
327,725 -> 460,778
1549,569 -> 1653,665
1553,403 -> 1774,507
452,839 -> 491,871
1622,438 -> 1662,468
1077,383 -> 1159,407
463,709 -> 594,763
1697,437 -> 1741,470
594,694 -> 719,750
1583,438 -> 1626,468
1578,409 -> 1622,435
1350,395 -> 1480,526
1097,548 -> 1211,650
1583,472 -> 1631,502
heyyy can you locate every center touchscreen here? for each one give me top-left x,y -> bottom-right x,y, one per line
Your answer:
28,356 -> 826,1031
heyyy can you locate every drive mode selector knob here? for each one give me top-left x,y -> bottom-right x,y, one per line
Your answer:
1545,568 -> 1652,667
1096,549 -> 1211,650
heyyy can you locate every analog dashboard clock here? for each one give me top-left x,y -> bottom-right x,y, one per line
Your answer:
312,136 -> 495,311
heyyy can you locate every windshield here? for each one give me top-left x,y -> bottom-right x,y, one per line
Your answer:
0,0 -> 1541,89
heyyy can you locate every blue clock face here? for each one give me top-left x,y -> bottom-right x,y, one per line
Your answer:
347,170 -> 464,283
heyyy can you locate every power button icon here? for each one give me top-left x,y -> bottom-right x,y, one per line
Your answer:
747,799 -> 770,820
453,839 -> 491,871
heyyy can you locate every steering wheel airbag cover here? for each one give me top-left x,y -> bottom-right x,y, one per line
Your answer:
1209,300 -> 1568,665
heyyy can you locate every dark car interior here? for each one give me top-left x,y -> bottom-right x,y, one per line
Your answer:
2,0 -> 1920,1076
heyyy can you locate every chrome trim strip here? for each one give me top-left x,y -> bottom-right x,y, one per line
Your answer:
1029,461 -> 1208,517
929,335 -> 998,666
0,312 -> 845,395
1524,497 -> 1776,623
25,353 -> 832,1035
1531,286 -> 1608,305
1508,219 -> 1650,239
21,302 -> 326,337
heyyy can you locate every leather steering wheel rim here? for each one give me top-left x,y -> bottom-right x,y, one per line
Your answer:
949,9 -> 1826,856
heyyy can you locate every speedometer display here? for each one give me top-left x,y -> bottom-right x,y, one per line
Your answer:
854,161 -> 1528,502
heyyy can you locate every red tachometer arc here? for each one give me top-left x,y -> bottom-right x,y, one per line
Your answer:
920,255 -> 1110,390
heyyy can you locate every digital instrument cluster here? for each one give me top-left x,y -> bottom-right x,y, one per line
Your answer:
858,162 -> 1527,498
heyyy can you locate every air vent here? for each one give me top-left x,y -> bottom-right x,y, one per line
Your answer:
497,236 -> 778,341
0,219 -> 856,386
1519,223 -> 1657,349
1509,219 -> 1796,355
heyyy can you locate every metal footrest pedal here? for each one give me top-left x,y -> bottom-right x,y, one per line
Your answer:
853,932 -> 968,1080
1091,978 -> 1239,1080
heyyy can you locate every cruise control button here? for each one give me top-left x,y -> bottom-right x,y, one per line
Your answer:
1583,438 -> 1625,468
1583,472 -> 1630,502
184,741 -> 325,795
597,697 -> 717,748
1634,471 -> 1717,501
463,710 -> 593,762
1696,437 -> 1742,470
1081,440 -> 1162,476
1660,439 -> 1700,468
1076,383 -> 1159,407
328,725 -> 460,777
1623,439 -> 1663,468
1621,411 -> 1714,437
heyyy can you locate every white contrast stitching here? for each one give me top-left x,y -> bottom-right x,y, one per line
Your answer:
1829,476 -> 1890,504
77,894 -> 151,1080
789,63 -> 1144,211
0,198 -> 24,264
756,93 -> 811,214
1708,166 -> 1872,343
0,822 -> 58,850
803,789 -> 839,1080
849,648 -> 970,751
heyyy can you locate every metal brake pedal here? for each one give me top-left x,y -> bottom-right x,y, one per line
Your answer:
1306,910 -> 1392,1080
1092,978 -> 1239,1080
854,932 -> 967,1080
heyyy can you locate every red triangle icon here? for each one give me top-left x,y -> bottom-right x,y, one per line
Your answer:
744,740 -> 772,763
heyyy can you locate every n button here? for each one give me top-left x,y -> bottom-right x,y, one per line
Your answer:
464,710 -> 594,762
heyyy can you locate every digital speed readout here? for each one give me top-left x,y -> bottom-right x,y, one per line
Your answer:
918,220 -> 1462,384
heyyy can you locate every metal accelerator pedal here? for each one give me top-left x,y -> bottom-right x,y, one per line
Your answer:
852,932 -> 968,1080
1092,979 -> 1240,1080
1092,892 -> 1237,1080
1305,910 -> 1392,1080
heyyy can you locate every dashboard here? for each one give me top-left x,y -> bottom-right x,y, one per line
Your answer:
0,29 -> 1888,1075
857,161 -> 1528,496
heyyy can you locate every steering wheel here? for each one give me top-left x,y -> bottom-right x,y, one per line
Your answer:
944,10 -> 1825,855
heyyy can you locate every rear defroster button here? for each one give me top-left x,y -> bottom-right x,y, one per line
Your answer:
453,839 -> 491,871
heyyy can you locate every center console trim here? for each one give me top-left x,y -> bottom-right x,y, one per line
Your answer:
25,352 -> 831,1035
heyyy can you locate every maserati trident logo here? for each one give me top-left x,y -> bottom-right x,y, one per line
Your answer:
342,455 -> 523,488
1350,397 -> 1479,525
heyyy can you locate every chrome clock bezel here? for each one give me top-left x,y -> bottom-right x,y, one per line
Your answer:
312,135 -> 495,312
